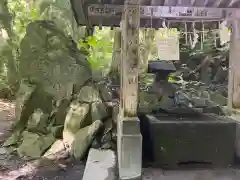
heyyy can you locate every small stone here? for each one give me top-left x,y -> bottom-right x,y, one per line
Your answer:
210,91 -> 227,106
77,86 -> 101,103
97,84 -> 112,102
0,147 -> 8,155
3,131 -> 22,147
191,97 -> 208,108
43,140 -> 66,160
27,108 -> 49,134
91,102 -> 108,122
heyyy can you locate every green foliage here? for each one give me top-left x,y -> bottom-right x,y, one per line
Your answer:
0,0 -> 230,96
78,27 -> 114,73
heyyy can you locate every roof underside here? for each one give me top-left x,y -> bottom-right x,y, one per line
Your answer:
71,0 -> 240,28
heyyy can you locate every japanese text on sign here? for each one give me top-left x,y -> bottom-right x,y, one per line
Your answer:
156,28 -> 180,60
88,4 -> 224,19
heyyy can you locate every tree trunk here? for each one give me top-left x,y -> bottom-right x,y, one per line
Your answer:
139,28 -> 155,71
109,29 -> 121,84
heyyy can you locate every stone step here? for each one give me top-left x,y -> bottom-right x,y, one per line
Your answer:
82,148 -> 117,180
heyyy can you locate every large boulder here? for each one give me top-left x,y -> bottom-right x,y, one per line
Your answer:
19,20 -> 91,100
38,0 -> 85,41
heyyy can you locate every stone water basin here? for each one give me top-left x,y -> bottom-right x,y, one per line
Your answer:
140,113 -> 236,169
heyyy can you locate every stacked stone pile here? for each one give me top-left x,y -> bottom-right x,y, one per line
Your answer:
139,76 -> 229,115
2,20 -> 116,161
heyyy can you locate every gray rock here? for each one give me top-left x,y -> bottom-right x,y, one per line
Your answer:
48,125 -> 64,138
71,120 -> 103,159
77,86 -> 101,103
91,102 -> 108,122
3,130 -> 22,147
97,84 -> 112,102
27,108 -> 49,134
43,140 -> 66,160
63,101 -> 90,146
191,97 -> 208,108
19,21 -> 91,100
53,99 -> 71,126
17,131 -> 55,159
210,91 -> 227,106
15,82 -> 36,121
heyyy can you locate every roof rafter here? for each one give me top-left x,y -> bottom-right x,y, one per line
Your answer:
228,0 -> 239,7
204,0 -> 209,6
191,0 -> 196,6
213,0 -> 225,7
163,0 -> 168,6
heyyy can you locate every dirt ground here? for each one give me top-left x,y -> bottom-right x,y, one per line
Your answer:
0,99 -> 85,180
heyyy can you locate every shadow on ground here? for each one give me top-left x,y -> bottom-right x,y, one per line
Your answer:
0,156 -> 85,180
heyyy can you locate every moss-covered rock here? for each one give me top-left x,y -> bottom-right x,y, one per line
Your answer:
19,20 -> 91,100
71,120 -> 103,159
27,108 -> 49,134
17,131 -> 55,160
63,101 -> 90,146
77,86 -> 101,103
15,82 -> 36,122
91,102 -> 108,122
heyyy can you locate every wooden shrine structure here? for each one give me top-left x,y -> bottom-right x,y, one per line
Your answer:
70,0 -> 240,179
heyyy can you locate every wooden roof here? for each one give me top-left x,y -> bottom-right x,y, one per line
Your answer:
70,0 -> 240,28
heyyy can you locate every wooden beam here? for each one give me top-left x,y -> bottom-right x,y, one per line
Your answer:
191,0 -> 196,6
88,5 -> 226,19
228,0 -> 239,7
163,0 -> 170,6
228,20 -> 240,109
120,0 -> 140,117
213,0 -> 224,7
204,0 -> 209,6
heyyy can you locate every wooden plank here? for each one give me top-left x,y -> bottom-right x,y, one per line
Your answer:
120,0 -> 140,117
88,4 -> 230,19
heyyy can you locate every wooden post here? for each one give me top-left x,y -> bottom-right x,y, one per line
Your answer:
117,0 -> 142,179
121,0 -> 140,117
228,20 -> 240,109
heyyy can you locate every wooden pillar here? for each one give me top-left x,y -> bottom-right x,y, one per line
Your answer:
120,0 -> 140,117
117,0 -> 142,179
228,20 -> 240,109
